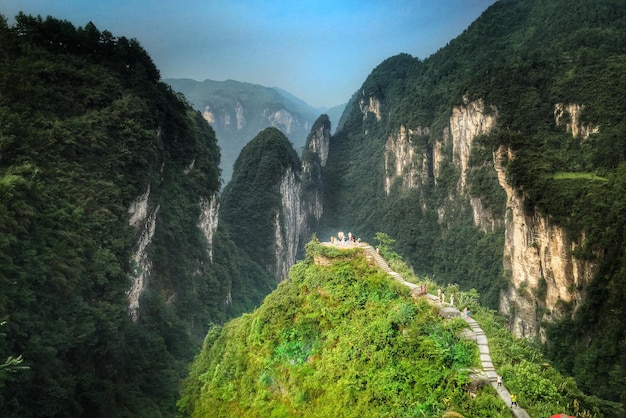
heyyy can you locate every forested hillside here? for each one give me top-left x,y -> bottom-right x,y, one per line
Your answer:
321,0 -> 626,407
0,13 -> 242,416
220,127 -> 303,282
180,239 -> 618,417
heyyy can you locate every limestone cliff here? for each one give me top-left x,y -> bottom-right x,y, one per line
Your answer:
384,125 -> 430,194
383,98 -> 499,232
450,97 -> 497,192
301,115 -> 331,227
495,106 -> 600,340
273,167 -> 307,280
359,92 -> 382,121
197,194 -> 220,262
127,185 -> 159,321
554,103 -> 599,139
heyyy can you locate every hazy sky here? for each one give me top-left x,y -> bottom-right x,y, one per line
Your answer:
2,0 -> 497,108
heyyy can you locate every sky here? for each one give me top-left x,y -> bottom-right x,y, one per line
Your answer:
2,0 -> 497,108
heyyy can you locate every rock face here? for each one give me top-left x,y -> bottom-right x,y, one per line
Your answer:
197,194 -> 220,262
450,97 -> 497,192
301,115 -> 331,226
360,93 -> 382,121
494,105 -> 600,340
382,98 -> 499,231
274,167 -> 306,280
554,103 -> 599,139
127,185 -> 159,322
384,125 -> 430,194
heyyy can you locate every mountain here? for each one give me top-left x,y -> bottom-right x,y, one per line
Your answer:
219,117 -> 329,282
180,240 -> 615,417
0,14 -> 241,416
220,127 -> 305,282
320,0 -> 626,407
164,78 -> 340,183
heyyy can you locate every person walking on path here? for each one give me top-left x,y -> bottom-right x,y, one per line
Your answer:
497,375 -> 502,388
510,393 -> 518,408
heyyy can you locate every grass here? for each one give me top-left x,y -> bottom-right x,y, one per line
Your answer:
552,172 -> 608,181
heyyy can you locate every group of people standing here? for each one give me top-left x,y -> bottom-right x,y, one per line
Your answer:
330,231 -> 359,245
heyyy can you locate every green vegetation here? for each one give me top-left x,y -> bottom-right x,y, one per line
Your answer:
474,307 -> 624,417
220,127 -> 301,282
0,13 -> 244,416
321,0 -> 626,406
181,239 -> 610,417
179,239 -> 508,417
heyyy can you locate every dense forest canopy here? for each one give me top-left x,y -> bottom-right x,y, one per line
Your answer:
0,13 -> 233,417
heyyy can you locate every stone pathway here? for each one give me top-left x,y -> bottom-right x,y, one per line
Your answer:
327,242 -> 531,417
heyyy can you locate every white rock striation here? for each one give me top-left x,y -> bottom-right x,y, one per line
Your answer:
127,185 -> 159,322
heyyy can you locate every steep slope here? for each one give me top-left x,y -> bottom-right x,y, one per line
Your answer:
165,78 -> 322,183
179,241 -> 495,417
219,127 -> 306,283
0,14 -> 235,416
301,114 -> 331,233
320,0 -> 626,405
179,239 -> 612,417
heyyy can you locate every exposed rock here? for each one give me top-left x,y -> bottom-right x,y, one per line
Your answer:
267,108 -> 297,134
384,125 -> 430,194
197,194 -> 220,262
450,96 -> 497,192
127,185 -> 160,321
359,93 -> 382,121
202,105 -> 215,124
128,184 -> 150,228
273,167 -> 306,280
235,101 -> 246,130
554,103 -> 599,139
307,117 -> 331,167
494,146 -> 598,341
301,116 -> 331,225
432,127 -> 449,182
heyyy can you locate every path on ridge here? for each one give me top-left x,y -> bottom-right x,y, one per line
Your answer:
323,241 -> 531,417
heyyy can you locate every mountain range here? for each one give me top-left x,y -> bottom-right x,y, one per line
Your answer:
1,0 -> 625,416
164,78 -> 344,184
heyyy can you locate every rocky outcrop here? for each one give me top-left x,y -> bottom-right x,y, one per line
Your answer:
267,108 -> 299,135
127,185 -> 159,322
301,115 -> 331,224
384,125 -> 430,194
274,167 -> 306,280
554,103 -> 599,139
432,127 -> 448,182
494,146 -> 598,341
197,194 -> 220,262
359,93 -> 382,121
450,97 -> 499,232
450,97 -> 497,192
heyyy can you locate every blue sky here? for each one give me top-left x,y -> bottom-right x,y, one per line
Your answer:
2,0 -> 497,108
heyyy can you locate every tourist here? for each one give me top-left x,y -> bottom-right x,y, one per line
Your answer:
510,393 -> 518,408
497,375 -> 502,388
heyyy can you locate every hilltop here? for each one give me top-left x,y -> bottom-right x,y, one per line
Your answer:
179,239 -> 614,417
